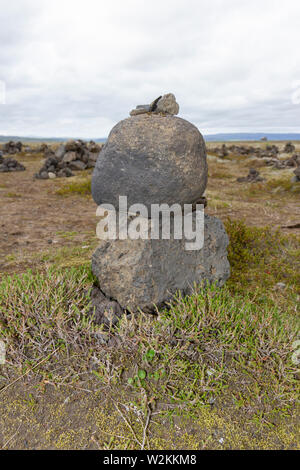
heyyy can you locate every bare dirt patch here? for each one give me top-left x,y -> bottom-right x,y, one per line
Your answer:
0,155 -> 97,274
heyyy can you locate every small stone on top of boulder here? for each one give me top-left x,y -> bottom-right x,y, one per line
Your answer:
130,93 -> 179,116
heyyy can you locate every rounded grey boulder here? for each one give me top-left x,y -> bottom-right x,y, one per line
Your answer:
92,114 -> 207,211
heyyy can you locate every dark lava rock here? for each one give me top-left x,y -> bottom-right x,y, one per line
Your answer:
87,286 -> 124,326
92,214 -> 230,313
92,114 -> 207,211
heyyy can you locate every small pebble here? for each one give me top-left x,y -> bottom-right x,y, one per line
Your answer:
274,282 -> 286,290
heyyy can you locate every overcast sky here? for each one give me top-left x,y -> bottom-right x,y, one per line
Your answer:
0,0 -> 299,138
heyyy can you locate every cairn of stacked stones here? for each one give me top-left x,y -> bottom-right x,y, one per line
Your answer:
2,141 -> 23,154
0,151 -> 26,172
266,153 -> 300,170
90,93 -> 230,316
35,139 -> 104,179
284,142 -> 296,153
237,168 -> 265,183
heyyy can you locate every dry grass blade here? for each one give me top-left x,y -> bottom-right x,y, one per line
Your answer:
0,347 -> 61,395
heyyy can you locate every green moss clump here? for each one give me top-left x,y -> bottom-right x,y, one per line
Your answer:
56,180 -> 91,196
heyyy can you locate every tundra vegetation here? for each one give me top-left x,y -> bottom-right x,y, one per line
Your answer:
0,140 -> 299,449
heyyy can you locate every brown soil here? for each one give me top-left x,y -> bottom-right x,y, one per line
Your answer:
0,155 -> 97,274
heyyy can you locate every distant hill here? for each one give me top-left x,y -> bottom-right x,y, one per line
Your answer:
0,136 -> 107,143
1,133 -> 300,144
204,133 -> 300,142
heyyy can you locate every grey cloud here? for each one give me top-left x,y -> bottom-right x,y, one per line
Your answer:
0,0 -> 299,138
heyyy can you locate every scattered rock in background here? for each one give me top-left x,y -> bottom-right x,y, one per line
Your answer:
265,144 -> 279,154
2,141 -> 23,154
284,142 -> 296,153
237,168 -> 265,183
35,155 -> 73,179
292,166 -> 300,183
220,144 -> 229,157
209,144 -> 280,159
266,153 -> 300,170
0,156 -> 26,172
35,139 -> 104,179
287,154 -> 300,167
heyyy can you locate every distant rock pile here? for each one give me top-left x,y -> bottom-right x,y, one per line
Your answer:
35,140 -> 104,179
284,142 -> 296,153
266,153 -> 300,170
237,168 -> 265,183
293,166 -> 300,183
91,94 -> 230,316
2,141 -> 23,154
210,143 -> 300,185
210,143 -> 279,159
0,152 -> 26,172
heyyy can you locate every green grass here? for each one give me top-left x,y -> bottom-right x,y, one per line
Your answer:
3,192 -> 22,198
56,179 -> 91,196
266,177 -> 300,194
225,219 -> 300,305
241,177 -> 300,198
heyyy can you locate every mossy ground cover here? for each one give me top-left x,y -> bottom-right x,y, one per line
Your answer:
55,178 -> 92,196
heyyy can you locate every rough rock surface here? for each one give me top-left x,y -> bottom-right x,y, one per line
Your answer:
92,114 -> 207,211
92,214 -> 230,313
284,142 -> 296,153
130,93 -> 179,116
154,93 -> 179,115
87,286 -> 123,326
